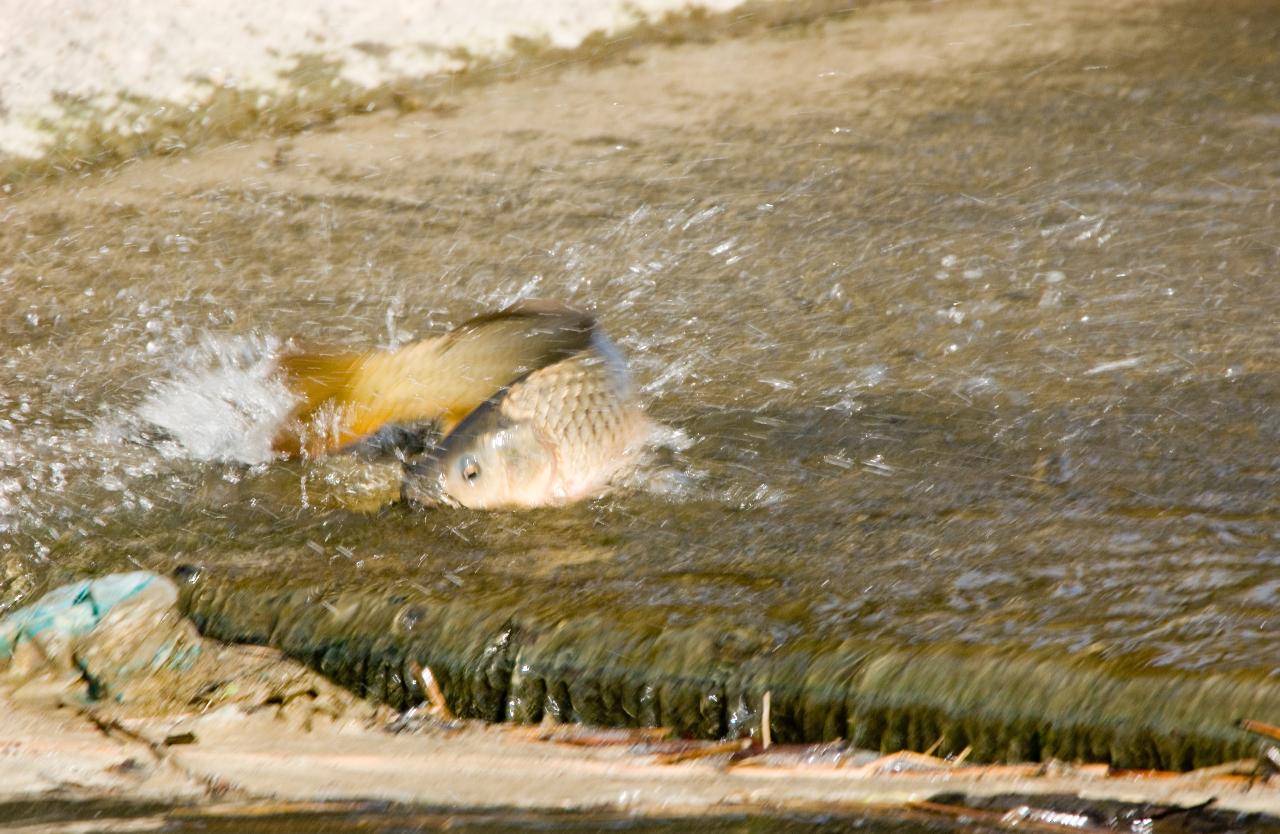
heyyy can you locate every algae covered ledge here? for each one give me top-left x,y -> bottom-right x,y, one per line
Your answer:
178,570 -> 1280,771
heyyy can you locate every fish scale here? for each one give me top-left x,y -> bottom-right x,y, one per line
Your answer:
404,326 -> 653,509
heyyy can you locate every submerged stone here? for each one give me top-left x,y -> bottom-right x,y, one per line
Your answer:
1,571 -> 379,722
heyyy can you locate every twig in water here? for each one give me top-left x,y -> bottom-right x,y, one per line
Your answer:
79,708 -> 240,799
409,660 -> 453,720
529,724 -> 671,747
761,690 -> 772,751
964,762 -> 1047,779
1240,718 -> 1280,743
851,750 -> 954,776
1183,759 -> 1263,780
1238,719 -> 1280,785
654,738 -> 751,765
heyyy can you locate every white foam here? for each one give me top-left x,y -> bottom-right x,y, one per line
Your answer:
644,422 -> 694,453
133,333 -> 295,464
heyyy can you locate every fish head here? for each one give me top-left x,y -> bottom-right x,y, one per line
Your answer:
401,395 -> 557,510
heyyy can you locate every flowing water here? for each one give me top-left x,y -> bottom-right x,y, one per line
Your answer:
0,801 -> 1080,834
1,0 -> 1279,758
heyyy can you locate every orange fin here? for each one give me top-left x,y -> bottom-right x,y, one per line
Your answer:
271,301 -> 599,458
271,345 -> 376,457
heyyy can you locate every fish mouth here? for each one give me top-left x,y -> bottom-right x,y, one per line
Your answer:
400,457 -> 456,509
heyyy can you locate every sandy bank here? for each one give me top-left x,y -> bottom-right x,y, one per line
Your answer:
0,0 -> 753,160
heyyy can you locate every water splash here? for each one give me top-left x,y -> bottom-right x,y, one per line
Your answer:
133,333 -> 294,464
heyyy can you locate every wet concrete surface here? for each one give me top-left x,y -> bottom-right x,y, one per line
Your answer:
1,0 -> 1278,779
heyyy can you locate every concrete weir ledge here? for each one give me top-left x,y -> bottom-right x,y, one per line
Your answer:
179,570 -> 1280,772
4,569 -> 1279,819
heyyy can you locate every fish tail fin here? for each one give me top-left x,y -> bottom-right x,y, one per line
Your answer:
271,345 -> 385,457
350,345 -> 489,431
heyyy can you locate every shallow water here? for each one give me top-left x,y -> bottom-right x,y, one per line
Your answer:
0,801 -> 1038,834
1,0 -> 1278,712
14,797 -> 1279,834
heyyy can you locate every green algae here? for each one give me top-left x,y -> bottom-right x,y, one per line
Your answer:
178,570 -> 1273,769
846,648 -> 1280,769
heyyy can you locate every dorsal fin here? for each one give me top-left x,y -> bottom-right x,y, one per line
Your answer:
271,301 -> 597,457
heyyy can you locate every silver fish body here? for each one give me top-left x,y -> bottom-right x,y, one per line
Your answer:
402,330 -> 651,510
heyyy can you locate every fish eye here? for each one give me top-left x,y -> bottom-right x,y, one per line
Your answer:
459,455 -> 481,483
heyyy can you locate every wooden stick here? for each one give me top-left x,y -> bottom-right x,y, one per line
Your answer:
409,661 -> 453,720
1182,758 -> 1262,780
532,725 -> 672,746
850,750 -> 954,776
1240,718 -> 1280,743
654,738 -> 751,765
964,762 -> 1047,780
761,691 -> 772,751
